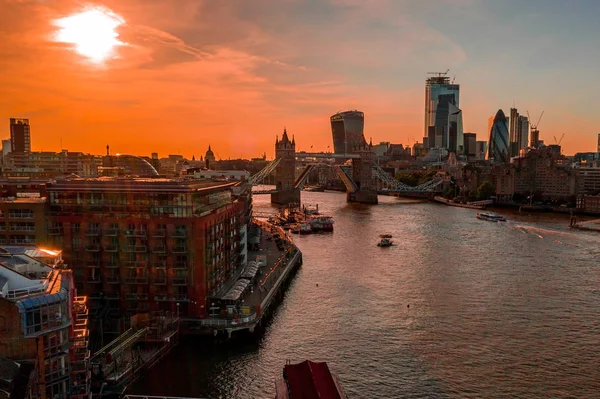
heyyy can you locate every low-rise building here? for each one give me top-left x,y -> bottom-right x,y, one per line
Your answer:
0,247 -> 90,399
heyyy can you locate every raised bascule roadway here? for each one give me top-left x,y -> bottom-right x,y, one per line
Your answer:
246,129 -> 443,204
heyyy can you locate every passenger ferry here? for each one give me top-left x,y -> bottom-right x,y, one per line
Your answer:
476,212 -> 507,222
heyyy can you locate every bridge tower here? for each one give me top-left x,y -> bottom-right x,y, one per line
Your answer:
271,129 -> 301,205
348,138 -> 378,204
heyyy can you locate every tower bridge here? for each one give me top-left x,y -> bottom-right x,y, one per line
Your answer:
247,129 -> 442,205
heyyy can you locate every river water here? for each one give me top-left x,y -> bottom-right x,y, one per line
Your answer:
130,191 -> 600,398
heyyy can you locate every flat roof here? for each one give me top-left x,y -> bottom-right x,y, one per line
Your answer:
47,177 -> 236,193
0,197 -> 46,204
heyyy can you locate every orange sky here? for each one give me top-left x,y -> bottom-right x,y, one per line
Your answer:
1,0 -> 598,159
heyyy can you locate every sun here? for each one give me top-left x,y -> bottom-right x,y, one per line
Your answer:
54,7 -> 125,63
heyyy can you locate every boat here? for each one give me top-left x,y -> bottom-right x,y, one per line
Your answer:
291,223 -> 312,234
377,238 -> 394,247
308,215 -> 334,232
476,212 -> 507,222
379,234 -> 392,239
275,360 -> 346,399
282,224 -> 291,231
302,204 -> 320,216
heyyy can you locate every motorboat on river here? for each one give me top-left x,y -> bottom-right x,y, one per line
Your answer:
377,237 -> 394,247
476,212 -> 507,222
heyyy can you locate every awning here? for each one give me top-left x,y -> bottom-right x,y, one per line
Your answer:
221,279 -> 250,301
240,261 -> 259,280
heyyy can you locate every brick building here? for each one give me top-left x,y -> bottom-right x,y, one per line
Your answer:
45,177 -> 250,331
0,247 -> 90,399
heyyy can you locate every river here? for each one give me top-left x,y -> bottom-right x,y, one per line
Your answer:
130,191 -> 600,398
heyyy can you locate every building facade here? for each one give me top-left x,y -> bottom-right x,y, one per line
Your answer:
424,75 -> 460,150
513,147 -> 577,200
9,118 -> 31,153
330,111 -> 365,155
464,133 -> 477,159
0,248 -> 90,399
2,151 -> 101,178
518,115 -> 529,154
0,198 -> 48,247
45,178 -> 249,332
487,109 -> 510,163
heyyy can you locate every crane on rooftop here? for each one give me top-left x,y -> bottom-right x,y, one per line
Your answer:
554,133 -> 565,146
527,110 -> 545,131
427,69 -> 450,78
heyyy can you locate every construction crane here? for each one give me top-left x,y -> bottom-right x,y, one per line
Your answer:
554,133 -> 565,146
427,69 -> 450,78
527,110 -> 545,131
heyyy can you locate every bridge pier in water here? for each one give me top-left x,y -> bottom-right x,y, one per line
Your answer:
347,142 -> 378,204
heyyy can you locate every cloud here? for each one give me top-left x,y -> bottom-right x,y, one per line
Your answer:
2,0 -> 587,156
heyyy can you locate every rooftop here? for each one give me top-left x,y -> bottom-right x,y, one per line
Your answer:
0,197 -> 46,204
47,177 -> 237,193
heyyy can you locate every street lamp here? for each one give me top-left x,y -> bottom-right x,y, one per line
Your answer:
176,303 -> 180,317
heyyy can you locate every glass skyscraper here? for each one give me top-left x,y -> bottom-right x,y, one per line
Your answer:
330,111 -> 365,155
424,75 -> 461,151
488,109 -> 510,163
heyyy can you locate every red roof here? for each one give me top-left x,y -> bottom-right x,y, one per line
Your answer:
283,360 -> 343,399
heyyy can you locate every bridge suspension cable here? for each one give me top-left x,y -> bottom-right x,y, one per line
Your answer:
248,158 -> 281,185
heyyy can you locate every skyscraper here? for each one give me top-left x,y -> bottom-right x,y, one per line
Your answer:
9,118 -> 31,152
488,109 -> 510,163
464,133 -> 477,158
530,129 -> 540,148
518,115 -> 529,154
330,110 -> 365,155
597,133 -> 600,152
509,108 -> 520,157
424,73 -> 460,149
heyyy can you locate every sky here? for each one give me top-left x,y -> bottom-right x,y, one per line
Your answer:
1,0 -> 599,159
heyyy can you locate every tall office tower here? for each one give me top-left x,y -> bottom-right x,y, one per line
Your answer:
464,133 -> 477,158
487,109 -> 510,163
476,141 -> 488,160
509,108 -> 520,157
518,115 -> 529,153
330,110 -> 365,155
424,72 -> 459,148
597,133 -> 600,152
9,118 -> 31,152
530,129 -> 540,148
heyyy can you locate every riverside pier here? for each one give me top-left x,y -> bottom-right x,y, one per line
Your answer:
184,219 -> 302,338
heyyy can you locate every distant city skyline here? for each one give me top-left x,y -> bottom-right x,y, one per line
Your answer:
1,0 -> 599,157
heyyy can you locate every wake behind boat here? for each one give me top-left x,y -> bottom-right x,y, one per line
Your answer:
476,212 -> 507,222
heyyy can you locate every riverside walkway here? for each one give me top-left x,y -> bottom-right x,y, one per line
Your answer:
187,219 -> 302,338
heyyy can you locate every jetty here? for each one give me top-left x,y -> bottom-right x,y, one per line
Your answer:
433,196 -> 492,209
185,218 -> 303,338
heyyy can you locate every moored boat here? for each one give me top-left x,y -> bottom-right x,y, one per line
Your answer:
308,215 -> 334,232
476,212 -> 507,222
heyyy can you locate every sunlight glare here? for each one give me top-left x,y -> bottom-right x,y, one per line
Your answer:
55,7 -> 125,63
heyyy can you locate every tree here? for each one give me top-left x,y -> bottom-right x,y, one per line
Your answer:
476,180 -> 495,200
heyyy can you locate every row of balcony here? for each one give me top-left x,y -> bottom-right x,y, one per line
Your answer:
85,260 -> 189,269
99,293 -> 189,302
51,228 -> 188,237
83,245 -> 188,253
86,276 -> 188,285
0,213 -> 35,219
